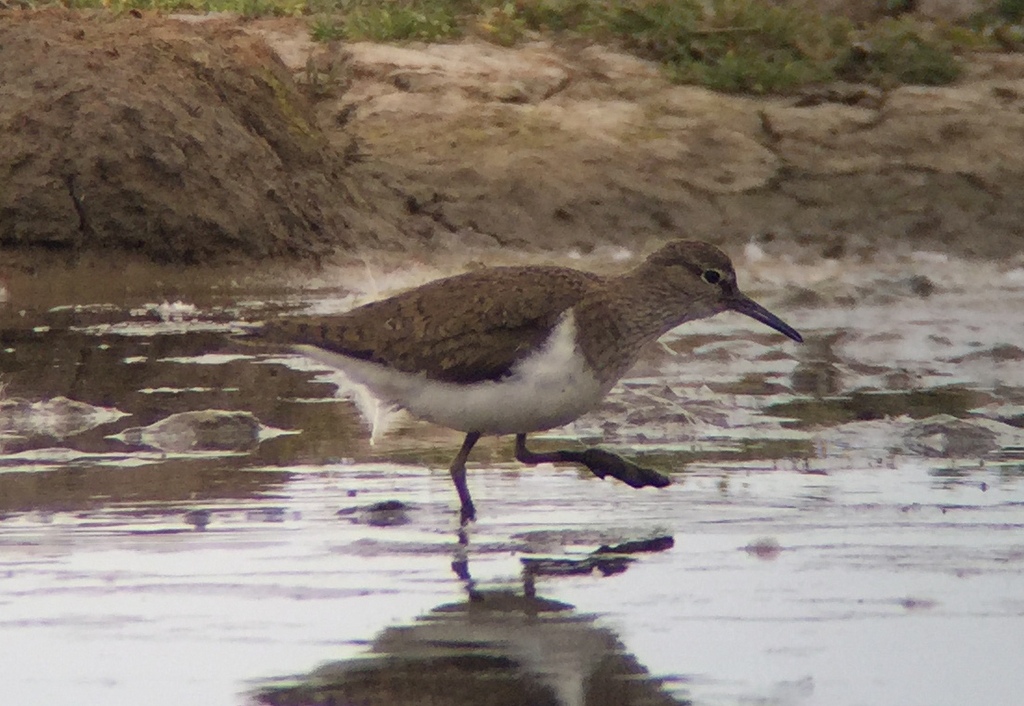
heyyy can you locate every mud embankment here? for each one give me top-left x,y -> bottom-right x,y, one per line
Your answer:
2,10 -> 1023,265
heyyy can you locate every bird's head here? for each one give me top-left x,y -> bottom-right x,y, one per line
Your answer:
639,240 -> 803,343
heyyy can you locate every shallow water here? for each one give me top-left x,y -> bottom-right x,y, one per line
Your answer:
2,250 -> 1024,706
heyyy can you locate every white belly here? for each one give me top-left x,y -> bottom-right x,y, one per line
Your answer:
294,312 -> 607,435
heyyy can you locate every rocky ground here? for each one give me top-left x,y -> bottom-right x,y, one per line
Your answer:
1,9 -> 1023,267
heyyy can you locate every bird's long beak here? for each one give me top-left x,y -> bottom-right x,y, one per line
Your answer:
730,296 -> 803,343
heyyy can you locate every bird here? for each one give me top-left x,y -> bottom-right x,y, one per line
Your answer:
253,240 -> 802,524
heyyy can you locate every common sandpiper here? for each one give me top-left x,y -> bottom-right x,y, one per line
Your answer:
256,240 -> 802,523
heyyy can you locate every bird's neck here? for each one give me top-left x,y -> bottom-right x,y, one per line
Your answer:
572,273 -> 711,386
616,267 -> 716,336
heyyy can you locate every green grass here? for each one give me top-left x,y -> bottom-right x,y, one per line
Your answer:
40,0 -> 1007,93
836,17 -> 963,86
599,0 -> 847,93
324,0 -> 461,41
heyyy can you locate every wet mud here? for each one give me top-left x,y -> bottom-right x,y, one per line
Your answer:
2,250 -> 1024,705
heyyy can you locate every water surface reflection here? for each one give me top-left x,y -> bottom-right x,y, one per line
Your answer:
258,539 -> 683,706
2,254 -> 1024,705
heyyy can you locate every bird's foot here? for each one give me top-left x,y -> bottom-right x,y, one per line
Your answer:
514,434 -> 671,490
579,448 -> 671,489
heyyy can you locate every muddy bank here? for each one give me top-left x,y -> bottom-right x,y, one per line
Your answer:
0,11 -> 417,263
2,10 -> 1024,265
325,37 -> 1024,261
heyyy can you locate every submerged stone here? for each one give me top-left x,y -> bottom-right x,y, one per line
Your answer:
113,410 -> 263,452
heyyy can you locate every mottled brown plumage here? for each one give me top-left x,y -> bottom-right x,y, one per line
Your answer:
260,267 -> 599,384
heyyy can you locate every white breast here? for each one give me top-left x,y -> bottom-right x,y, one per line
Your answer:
294,311 -> 607,435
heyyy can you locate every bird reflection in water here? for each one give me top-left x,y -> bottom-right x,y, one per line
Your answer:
255,534 -> 684,706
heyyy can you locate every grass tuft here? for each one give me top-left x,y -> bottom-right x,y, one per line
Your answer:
837,18 -> 963,86
602,0 -> 845,93
332,0 -> 462,41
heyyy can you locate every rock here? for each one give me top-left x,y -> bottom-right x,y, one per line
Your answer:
903,414 -> 1000,457
337,499 -> 413,527
743,537 -> 784,560
113,410 -> 264,452
970,403 -> 1024,429
951,344 -> 1024,363
183,508 -> 213,531
791,360 -> 845,396
814,414 -> 1024,459
0,396 -> 129,440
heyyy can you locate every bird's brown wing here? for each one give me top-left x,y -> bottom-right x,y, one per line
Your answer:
256,266 -> 601,384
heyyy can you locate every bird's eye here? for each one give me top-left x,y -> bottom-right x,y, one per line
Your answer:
701,269 -> 722,285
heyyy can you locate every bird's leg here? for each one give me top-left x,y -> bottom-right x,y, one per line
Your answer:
514,433 -> 671,489
450,431 -> 481,525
